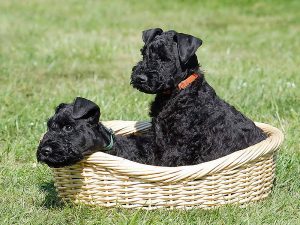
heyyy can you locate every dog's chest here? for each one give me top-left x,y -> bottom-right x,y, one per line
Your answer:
154,94 -> 199,134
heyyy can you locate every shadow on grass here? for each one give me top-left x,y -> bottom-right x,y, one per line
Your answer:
40,181 -> 65,209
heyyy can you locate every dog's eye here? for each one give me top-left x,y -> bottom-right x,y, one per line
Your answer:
150,45 -> 157,54
158,50 -> 168,61
63,125 -> 73,132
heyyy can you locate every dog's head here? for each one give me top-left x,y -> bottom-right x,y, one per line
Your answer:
131,28 -> 202,94
37,97 -> 111,168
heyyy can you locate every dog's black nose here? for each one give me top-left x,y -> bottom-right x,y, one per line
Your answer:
41,146 -> 52,156
136,75 -> 148,83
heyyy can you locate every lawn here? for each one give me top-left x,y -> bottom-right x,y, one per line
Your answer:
0,0 -> 299,224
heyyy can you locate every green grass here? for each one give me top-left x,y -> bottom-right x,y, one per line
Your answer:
0,0 -> 299,224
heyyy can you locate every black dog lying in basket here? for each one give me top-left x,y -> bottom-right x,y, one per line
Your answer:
37,97 -> 156,168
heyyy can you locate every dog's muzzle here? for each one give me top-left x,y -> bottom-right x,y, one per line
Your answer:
134,74 -> 148,84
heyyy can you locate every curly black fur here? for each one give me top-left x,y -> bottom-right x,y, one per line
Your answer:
37,97 -> 155,168
131,28 -> 267,166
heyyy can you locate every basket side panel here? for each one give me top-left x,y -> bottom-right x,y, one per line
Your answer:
53,153 -> 276,209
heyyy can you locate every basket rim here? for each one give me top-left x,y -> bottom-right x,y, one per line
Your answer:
78,121 -> 284,183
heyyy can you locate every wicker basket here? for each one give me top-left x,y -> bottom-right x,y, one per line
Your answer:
53,121 -> 284,209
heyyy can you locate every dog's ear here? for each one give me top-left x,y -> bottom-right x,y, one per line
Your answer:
72,97 -> 100,123
175,33 -> 202,64
55,103 -> 67,113
142,28 -> 163,45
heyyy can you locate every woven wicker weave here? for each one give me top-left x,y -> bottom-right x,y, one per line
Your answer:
53,121 -> 284,209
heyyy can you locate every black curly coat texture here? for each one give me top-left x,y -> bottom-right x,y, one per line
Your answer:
131,28 -> 267,166
37,97 -> 155,168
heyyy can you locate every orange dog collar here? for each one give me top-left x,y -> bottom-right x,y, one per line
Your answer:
178,73 -> 199,90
